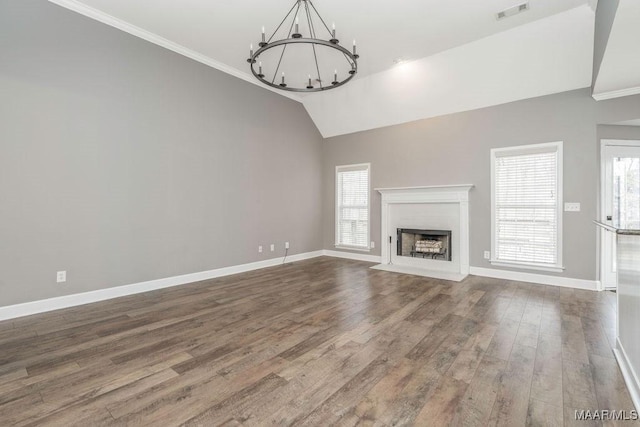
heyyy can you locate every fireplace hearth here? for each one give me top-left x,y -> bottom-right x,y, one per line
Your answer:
397,228 -> 452,261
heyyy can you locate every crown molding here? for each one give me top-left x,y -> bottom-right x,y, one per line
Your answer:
47,0 -> 302,103
592,85 -> 640,101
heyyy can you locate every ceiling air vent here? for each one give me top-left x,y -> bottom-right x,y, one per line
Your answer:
496,2 -> 530,20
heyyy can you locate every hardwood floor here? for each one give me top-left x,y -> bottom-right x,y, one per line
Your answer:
0,257 -> 637,426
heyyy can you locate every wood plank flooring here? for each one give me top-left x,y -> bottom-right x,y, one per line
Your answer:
0,257 -> 637,426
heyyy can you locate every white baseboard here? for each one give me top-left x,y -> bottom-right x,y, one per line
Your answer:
469,266 -> 599,291
0,253 -> 600,322
322,250 -> 382,263
614,338 -> 640,413
0,250 -> 323,322
321,253 -> 599,291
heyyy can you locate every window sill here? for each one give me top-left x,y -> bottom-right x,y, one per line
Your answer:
335,245 -> 371,253
489,260 -> 565,273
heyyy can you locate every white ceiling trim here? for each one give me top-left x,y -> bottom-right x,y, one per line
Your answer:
47,0 -> 302,103
593,86 -> 640,101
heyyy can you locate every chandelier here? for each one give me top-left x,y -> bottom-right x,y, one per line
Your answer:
247,0 -> 359,92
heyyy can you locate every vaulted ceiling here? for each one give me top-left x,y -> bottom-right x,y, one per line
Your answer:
592,0 -> 640,100
49,0 -> 601,137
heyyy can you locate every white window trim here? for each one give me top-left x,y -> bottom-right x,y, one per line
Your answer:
335,163 -> 371,252
490,141 -> 564,272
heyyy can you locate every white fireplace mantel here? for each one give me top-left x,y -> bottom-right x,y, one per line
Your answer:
376,184 -> 474,202
373,184 -> 474,281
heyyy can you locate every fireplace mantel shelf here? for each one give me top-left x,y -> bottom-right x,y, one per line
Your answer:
375,184 -> 474,193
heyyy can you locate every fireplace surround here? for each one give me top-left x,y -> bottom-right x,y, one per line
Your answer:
372,185 -> 474,281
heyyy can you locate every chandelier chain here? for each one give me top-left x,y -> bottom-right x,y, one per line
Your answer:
304,1 -> 323,88
304,1 -> 314,38
312,44 -> 322,89
270,3 -> 299,84
307,1 -> 334,38
271,44 -> 288,85
267,2 -> 298,44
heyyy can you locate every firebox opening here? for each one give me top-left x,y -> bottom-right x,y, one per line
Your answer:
397,228 -> 452,261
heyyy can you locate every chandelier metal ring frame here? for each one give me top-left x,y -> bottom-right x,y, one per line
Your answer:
247,0 -> 359,93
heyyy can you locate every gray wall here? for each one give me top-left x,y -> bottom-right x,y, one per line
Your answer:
323,89 -> 640,281
598,125 -> 640,141
3,1 -> 640,308
0,1 -> 323,306
592,0 -> 619,87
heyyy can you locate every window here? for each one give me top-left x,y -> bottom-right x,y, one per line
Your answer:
491,142 -> 563,271
336,163 -> 370,250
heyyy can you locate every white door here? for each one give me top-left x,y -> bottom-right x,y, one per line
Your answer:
601,141 -> 640,289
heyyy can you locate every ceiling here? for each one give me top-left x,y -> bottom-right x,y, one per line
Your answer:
49,0 -> 597,136
305,5 -> 595,137
592,0 -> 640,99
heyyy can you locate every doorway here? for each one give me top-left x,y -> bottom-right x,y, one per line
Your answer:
600,140 -> 640,289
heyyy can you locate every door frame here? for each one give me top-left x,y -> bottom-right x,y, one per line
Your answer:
599,139 -> 640,290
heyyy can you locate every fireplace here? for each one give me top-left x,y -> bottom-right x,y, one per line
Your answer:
397,228 -> 452,261
373,185 -> 472,281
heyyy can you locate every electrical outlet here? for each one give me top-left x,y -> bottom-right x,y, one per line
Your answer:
270,244 -> 275,252
564,202 -> 581,212
258,245 -> 263,253
483,251 -> 491,260
370,241 -> 375,249
56,271 -> 67,283
285,242 -> 290,249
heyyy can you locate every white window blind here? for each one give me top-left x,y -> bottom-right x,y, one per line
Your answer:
492,142 -> 562,269
336,164 -> 370,249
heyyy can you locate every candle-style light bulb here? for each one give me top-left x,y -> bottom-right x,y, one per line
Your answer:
282,72 -> 285,83
261,26 -> 265,43
352,40 -> 357,56
332,22 -> 336,38
333,69 -> 338,84
259,61 -> 263,75
295,16 -> 299,34
250,43 -> 254,56
308,74 -> 312,86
